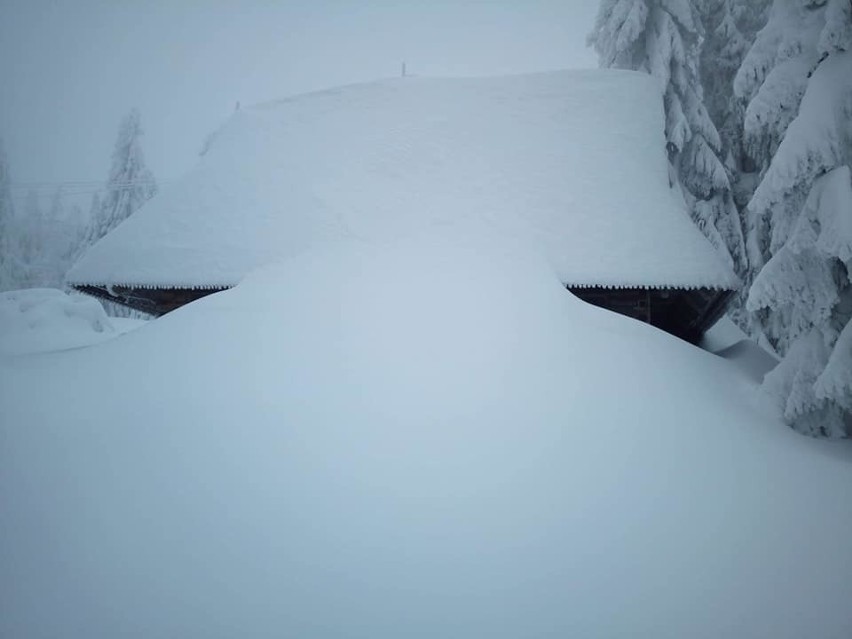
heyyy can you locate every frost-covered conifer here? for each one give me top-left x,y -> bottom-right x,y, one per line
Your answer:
11,187 -> 73,290
699,0 -> 769,179
84,109 -> 156,246
591,0 -> 852,436
743,8 -> 852,440
696,0 -> 770,327
12,189 -> 45,289
588,0 -> 747,279
35,186 -> 84,289
69,192 -> 101,263
62,203 -> 86,269
39,187 -> 66,288
734,1 -> 832,265
0,138 -> 14,291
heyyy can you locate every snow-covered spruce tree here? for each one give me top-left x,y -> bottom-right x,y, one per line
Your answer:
0,138 -> 14,291
588,0 -> 747,285
698,0 -> 770,192
696,0 -> 771,327
742,1 -> 852,437
80,110 -> 156,322
734,0 -> 844,271
84,109 -> 156,247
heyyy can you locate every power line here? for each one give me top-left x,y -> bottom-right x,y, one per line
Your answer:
8,178 -> 164,191
7,179 -> 170,207
10,190 -> 104,201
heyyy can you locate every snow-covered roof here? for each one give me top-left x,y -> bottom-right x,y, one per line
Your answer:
67,69 -> 738,291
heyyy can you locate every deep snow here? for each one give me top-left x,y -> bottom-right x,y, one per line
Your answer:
701,317 -> 780,385
3,233 -> 851,638
0,288 -> 143,355
67,69 -> 737,291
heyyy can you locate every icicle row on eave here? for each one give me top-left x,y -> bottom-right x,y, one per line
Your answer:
67,281 -> 235,291
564,282 -> 733,291
69,279 -> 736,292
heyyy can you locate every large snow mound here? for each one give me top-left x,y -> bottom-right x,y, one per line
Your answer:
4,234 -> 851,638
0,288 -> 140,354
67,69 -> 737,290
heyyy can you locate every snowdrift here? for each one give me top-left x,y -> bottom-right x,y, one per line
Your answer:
3,234 -> 851,638
0,288 -> 140,354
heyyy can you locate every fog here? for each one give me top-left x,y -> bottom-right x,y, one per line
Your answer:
0,0 -> 597,188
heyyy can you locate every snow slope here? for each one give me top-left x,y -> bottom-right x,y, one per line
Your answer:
67,70 -> 737,291
4,233 -> 851,638
702,317 -> 779,385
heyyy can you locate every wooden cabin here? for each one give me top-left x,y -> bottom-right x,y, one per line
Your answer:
67,70 -> 738,341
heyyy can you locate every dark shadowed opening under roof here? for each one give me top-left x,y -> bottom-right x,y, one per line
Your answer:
568,286 -> 735,344
74,285 -> 229,316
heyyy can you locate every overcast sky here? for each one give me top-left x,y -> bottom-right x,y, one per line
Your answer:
1,0 -> 598,199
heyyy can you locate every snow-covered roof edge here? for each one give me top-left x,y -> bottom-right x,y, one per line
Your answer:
67,278 -> 737,292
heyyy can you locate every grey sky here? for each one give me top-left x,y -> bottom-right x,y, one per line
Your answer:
1,0 -> 598,195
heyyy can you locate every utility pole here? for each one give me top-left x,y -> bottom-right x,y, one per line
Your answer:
401,61 -> 406,77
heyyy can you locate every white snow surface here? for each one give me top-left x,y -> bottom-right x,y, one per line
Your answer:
4,233 -> 851,638
702,317 -> 779,384
67,69 -> 737,291
0,288 -> 143,354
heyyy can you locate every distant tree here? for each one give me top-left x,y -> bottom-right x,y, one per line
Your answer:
0,138 -> 14,291
740,0 -> 852,437
11,187 -> 73,290
68,192 -> 101,263
38,186 -> 84,288
87,191 -> 101,234
63,202 -> 86,264
84,109 -> 156,246
75,110 -> 156,320
588,0 -> 747,283
13,189 -> 45,289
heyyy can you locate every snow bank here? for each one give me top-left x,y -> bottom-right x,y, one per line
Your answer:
67,69 -> 737,291
3,234 -> 850,638
701,315 -> 750,352
0,288 -> 140,355
702,317 -> 779,384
